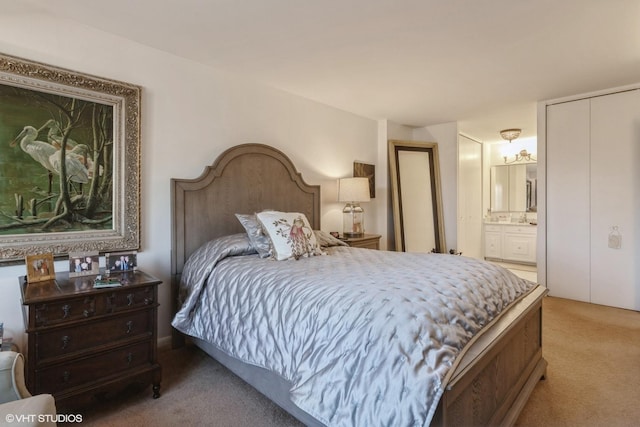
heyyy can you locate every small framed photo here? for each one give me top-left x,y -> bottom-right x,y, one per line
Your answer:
106,251 -> 137,273
25,253 -> 55,283
69,251 -> 100,277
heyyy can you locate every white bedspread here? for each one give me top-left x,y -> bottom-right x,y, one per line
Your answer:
172,234 -> 535,427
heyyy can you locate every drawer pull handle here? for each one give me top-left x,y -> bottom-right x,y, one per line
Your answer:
127,353 -> 133,365
63,371 -> 71,382
127,294 -> 134,306
62,304 -> 71,318
83,309 -> 90,317
126,320 -> 134,333
61,335 -> 71,349
144,297 -> 153,305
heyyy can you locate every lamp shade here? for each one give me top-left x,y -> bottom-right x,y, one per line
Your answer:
338,177 -> 370,203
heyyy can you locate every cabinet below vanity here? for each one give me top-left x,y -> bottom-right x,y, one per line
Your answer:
484,223 -> 537,265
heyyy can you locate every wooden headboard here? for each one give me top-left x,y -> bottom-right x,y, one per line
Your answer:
171,143 -> 321,277
170,144 -> 320,340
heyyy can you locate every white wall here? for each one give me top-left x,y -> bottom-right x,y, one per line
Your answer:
0,8 -> 378,350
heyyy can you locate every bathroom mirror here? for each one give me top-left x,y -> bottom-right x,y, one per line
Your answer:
490,164 -> 537,212
389,140 -> 446,253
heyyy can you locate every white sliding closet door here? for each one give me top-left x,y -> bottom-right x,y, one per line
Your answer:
546,100 -> 591,302
590,90 -> 640,309
546,89 -> 640,310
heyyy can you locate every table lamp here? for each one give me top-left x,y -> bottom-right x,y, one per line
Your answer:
338,177 -> 370,237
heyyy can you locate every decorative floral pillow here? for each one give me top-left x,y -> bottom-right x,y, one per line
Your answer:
256,211 -> 324,260
235,213 -> 271,258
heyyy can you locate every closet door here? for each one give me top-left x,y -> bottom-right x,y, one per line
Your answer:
590,90 -> 640,310
546,100 -> 591,302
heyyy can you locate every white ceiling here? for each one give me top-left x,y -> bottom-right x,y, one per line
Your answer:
22,0 -> 640,143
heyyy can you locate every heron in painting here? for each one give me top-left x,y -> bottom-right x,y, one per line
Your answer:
49,149 -> 89,184
10,126 -> 89,189
68,144 -> 101,179
39,119 -> 78,149
10,126 -> 57,172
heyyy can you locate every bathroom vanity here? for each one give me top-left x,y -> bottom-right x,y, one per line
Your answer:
486,161 -> 537,264
484,222 -> 537,265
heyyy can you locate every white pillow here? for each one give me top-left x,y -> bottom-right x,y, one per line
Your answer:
256,211 -> 324,260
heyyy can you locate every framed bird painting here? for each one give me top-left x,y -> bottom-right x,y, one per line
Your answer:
0,53 -> 141,262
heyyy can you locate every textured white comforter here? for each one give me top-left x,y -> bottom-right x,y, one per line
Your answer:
172,234 -> 535,427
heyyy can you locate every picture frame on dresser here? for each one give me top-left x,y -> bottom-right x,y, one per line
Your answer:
25,253 -> 55,283
0,53 -> 141,263
106,251 -> 137,272
68,251 -> 99,277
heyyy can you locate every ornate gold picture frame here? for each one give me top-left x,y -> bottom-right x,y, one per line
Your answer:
0,53 -> 141,262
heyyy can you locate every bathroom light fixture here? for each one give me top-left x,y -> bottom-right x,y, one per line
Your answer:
499,128 -> 522,143
499,128 -> 537,163
504,149 -> 536,164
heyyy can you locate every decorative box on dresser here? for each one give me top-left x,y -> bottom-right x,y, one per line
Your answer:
340,234 -> 381,249
20,270 -> 162,411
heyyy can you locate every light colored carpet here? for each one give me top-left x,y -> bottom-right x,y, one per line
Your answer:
516,296 -> 640,427
73,296 -> 640,426
68,343 -> 302,427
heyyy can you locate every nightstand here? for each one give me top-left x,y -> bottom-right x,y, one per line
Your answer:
341,234 -> 381,249
20,270 -> 162,411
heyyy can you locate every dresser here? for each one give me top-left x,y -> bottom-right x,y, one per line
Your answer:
340,234 -> 381,249
20,270 -> 162,411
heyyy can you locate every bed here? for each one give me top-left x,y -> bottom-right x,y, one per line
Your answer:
170,143 -> 547,427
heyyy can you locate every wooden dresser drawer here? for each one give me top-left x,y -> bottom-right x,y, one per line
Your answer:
33,286 -> 155,328
34,296 -> 97,327
36,341 -> 152,394
106,286 -> 155,313
36,310 -> 152,362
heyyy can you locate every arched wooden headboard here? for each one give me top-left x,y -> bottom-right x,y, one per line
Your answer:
170,143 -> 320,344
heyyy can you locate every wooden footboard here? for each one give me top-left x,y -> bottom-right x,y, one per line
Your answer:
432,287 -> 547,426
